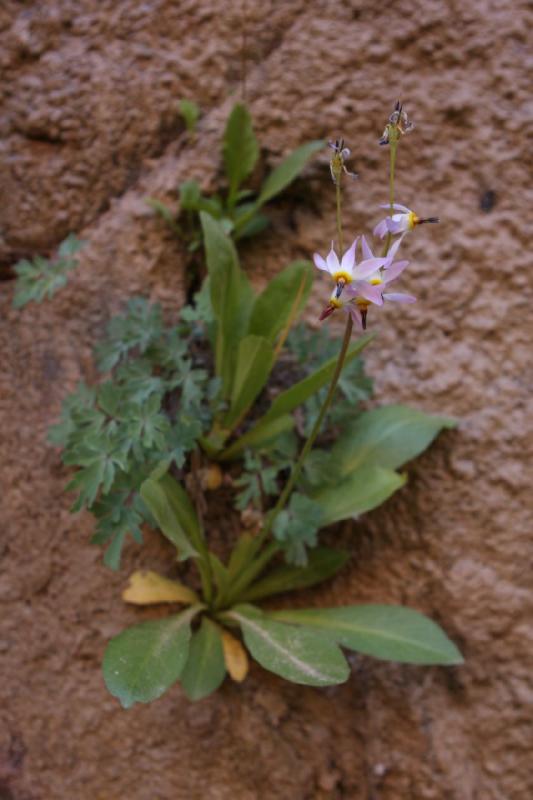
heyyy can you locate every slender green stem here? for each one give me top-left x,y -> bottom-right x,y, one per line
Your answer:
225,314 -> 353,605
382,136 -> 398,257
336,180 -> 344,254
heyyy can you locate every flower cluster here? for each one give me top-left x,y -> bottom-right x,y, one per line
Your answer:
314,226 -> 414,330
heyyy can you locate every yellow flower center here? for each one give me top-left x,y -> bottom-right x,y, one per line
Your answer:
355,299 -> 369,310
332,271 -> 352,284
408,211 -> 419,229
330,298 -> 343,309
370,278 -> 383,285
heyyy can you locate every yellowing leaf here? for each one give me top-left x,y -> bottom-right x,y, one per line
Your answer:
122,570 -> 198,606
221,630 -> 249,682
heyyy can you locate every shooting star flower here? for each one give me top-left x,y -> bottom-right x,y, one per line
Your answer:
313,238 -> 387,300
374,203 -> 439,239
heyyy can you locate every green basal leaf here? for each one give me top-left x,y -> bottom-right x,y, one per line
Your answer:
223,103 -> 259,203
219,414 -> 294,461
180,618 -> 226,701
233,212 -> 270,241
140,475 -> 199,560
227,533 -> 261,581
313,465 -> 406,526
331,405 -> 457,477
256,140 -> 324,207
228,334 -> 374,454
103,605 -> 203,708
270,605 -> 464,665
227,604 -> 349,687
179,99 -> 200,132
247,261 -> 314,345
240,547 -> 349,602
179,181 -> 222,216
223,335 -> 274,431
200,213 -> 252,397
209,553 -> 230,597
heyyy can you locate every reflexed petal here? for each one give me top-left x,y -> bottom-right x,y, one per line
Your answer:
313,252 -> 329,272
379,202 -> 411,213
373,219 -> 389,239
387,218 -> 407,234
326,242 -> 340,274
361,235 -> 374,261
383,260 -> 409,283
355,282 -> 384,306
355,257 -> 388,280
341,237 -> 358,273
383,292 -> 417,303
347,304 -> 363,329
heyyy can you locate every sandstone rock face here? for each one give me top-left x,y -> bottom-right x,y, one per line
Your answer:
1,1 -> 531,798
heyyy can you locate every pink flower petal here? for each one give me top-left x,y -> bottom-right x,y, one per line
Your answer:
361,235 -> 374,261
383,260 -> 409,283
383,292 -> 417,304
355,282 -> 384,306
355,257 -> 388,280
386,236 -> 403,262
313,253 -> 329,272
379,202 -> 411,213
387,219 -> 406,234
373,220 -> 388,239
347,304 -> 363,329
341,237 -> 358,273
326,242 -> 340,275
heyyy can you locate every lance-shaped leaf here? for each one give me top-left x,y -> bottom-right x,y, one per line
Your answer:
221,629 -> 249,682
270,605 -> 464,665
223,335 -> 275,431
180,618 -> 226,700
240,547 -> 349,602
331,405 -> 457,477
255,140 -> 324,207
122,570 -> 199,605
223,103 -> 259,202
247,261 -> 314,345
103,605 -> 202,708
227,605 -> 349,686
140,475 -> 199,560
313,465 -> 406,526
201,213 -> 252,396
226,334 -> 374,458
219,414 -> 294,461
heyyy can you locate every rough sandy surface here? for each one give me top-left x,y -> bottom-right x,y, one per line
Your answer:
1,1 -> 532,798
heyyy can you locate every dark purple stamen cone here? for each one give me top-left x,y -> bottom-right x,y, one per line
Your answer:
361,309 -> 368,330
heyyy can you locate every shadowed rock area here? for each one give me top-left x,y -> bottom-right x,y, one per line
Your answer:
1,1 -> 531,798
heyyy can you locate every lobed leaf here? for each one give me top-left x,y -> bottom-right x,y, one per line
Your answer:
270,605 -> 464,665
